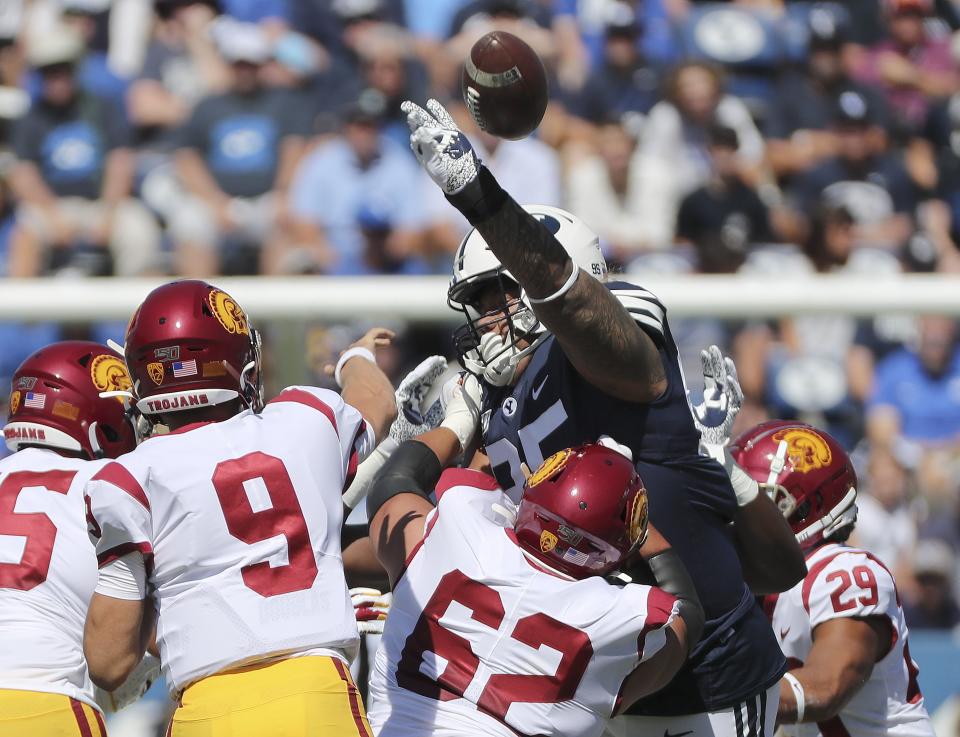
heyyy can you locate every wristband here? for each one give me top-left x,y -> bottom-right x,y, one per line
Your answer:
528,263 -> 580,304
445,166 -> 509,225
783,672 -> 805,722
335,347 -> 376,388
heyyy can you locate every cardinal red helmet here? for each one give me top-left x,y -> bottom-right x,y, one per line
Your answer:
730,420 -> 858,550
4,341 -> 137,459
124,280 -> 262,417
514,444 -> 648,579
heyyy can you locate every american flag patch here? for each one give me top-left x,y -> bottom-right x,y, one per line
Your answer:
172,360 -> 198,378
24,392 -> 46,409
562,547 -> 589,566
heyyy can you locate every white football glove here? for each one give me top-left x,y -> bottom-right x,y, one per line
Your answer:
402,99 -> 481,195
689,345 -> 758,507
690,345 -> 743,456
350,587 -> 392,635
93,653 -> 161,713
439,372 -> 483,451
389,355 -> 449,444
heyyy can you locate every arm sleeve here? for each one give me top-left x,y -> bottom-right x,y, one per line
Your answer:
95,552 -> 148,600
637,586 -> 681,663
84,462 -> 154,571
270,385 -> 376,484
805,551 -> 899,630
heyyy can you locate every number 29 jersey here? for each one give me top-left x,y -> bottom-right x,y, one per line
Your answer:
84,386 -> 374,695
0,448 -> 106,709
768,543 -> 934,737
367,469 -> 679,737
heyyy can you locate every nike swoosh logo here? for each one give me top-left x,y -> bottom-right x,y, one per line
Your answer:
664,731 -> 693,737
780,627 -> 790,639
532,375 -> 549,400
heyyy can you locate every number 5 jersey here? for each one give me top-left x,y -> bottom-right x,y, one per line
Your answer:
367,469 -> 680,737
83,386 -> 374,695
767,542 -> 934,737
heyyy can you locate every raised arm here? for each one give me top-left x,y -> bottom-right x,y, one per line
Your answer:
333,328 -> 399,444
402,99 -> 666,403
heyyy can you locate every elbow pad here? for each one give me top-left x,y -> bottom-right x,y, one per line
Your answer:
647,549 -> 705,653
366,440 -> 443,521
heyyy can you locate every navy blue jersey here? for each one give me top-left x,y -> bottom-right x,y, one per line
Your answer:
482,280 -> 785,715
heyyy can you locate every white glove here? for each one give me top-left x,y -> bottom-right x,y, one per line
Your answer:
689,345 -> 758,507
389,355 -> 449,444
401,99 -> 481,195
690,345 -> 743,458
439,372 -> 483,451
351,587 -> 392,635
93,653 -> 161,712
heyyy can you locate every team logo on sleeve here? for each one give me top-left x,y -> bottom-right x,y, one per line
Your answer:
528,448 -> 573,488
90,354 -> 134,402
540,530 -> 558,553
208,289 -> 249,335
147,362 -> 165,385
772,427 -> 832,473
9,391 -> 20,414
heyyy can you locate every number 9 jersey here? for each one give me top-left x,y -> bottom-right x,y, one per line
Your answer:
367,469 -> 680,737
767,542 -> 934,737
83,386 -> 375,695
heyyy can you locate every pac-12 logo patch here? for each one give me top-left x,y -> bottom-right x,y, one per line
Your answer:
540,530 -> 558,553
147,362 -> 165,386
208,288 -> 249,335
9,391 -> 20,414
772,427 -> 832,473
90,354 -> 133,402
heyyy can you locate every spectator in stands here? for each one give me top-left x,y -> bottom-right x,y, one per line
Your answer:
631,61 -> 765,249
566,120 -> 651,264
570,4 -> 658,126
853,0 -> 959,133
868,315 -> 960,446
789,90 -> 917,252
675,124 -> 778,273
8,26 -> 160,277
58,0 -> 128,105
170,21 -> 305,275
287,98 -> 427,275
852,448 -> 918,572
766,7 -> 889,180
917,92 -> 960,271
128,0 -> 228,151
903,539 -> 960,629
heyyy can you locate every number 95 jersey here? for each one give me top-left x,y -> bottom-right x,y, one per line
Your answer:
768,543 -> 933,737
84,387 -> 374,695
367,469 -> 679,737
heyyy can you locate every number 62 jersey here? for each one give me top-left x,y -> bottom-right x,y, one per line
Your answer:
367,469 -> 680,737
84,386 -> 374,695
767,543 -> 934,737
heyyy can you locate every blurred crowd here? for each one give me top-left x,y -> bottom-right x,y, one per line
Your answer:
1,0 -> 960,632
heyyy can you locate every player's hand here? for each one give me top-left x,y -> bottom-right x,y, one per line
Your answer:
690,345 -> 742,459
350,587 -> 392,635
390,355 -> 449,443
439,371 -> 483,451
93,653 -> 161,712
324,328 -> 395,376
401,99 -> 480,195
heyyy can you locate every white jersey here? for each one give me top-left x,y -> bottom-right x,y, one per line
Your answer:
368,469 -> 679,737
769,543 -> 933,737
0,448 -> 107,709
84,386 -> 374,695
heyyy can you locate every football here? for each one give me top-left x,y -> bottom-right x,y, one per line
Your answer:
461,30 -> 548,140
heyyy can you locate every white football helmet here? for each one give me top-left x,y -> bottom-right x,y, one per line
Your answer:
448,205 -> 607,387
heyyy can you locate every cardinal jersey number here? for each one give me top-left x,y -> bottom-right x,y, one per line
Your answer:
84,386 -> 374,695
367,470 -> 679,737
769,543 -> 934,737
0,448 -> 107,709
